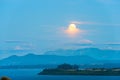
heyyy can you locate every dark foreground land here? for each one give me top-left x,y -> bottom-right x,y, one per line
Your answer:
39,64 -> 120,76
39,69 -> 120,76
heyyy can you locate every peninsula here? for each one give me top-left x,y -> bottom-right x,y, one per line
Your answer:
39,63 -> 120,76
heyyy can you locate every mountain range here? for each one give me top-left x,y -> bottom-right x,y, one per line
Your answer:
44,48 -> 120,60
0,48 -> 120,66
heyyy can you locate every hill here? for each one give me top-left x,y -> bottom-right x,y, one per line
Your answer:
0,54 -> 97,66
44,48 -> 120,60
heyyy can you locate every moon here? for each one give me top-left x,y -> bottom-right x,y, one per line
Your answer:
68,24 -> 77,31
66,23 -> 80,36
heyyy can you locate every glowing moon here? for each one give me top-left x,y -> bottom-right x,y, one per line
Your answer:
68,24 -> 77,30
66,23 -> 80,36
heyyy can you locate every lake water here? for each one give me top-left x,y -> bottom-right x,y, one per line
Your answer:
0,69 -> 120,80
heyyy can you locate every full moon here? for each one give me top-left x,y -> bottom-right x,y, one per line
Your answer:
65,23 -> 80,36
68,24 -> 77,31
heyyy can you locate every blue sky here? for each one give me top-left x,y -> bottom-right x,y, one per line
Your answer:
0,0 -> 120,52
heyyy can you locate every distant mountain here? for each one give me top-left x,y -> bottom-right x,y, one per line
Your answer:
0,54 -> 99,66
0,50 -> 34,59
44,48 -> 120,60
0,48 -> 120,66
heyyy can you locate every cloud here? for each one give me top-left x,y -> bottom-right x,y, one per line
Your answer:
14,44 -> 34,50
69,21 -> 120,27
70,21 -> 95,25
4,40 -> 35,50
69,43 -> 92,46
104,42 -> 120,46
80,39 -> 93,44
93,23 -> 120,26
66,39 -> 93,46
5,40 -> 26,43
14,46 -> 23,50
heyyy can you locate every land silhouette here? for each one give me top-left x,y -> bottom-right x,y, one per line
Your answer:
39,63 -> 120,76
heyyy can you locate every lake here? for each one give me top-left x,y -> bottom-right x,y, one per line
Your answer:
0,69 -> 120,80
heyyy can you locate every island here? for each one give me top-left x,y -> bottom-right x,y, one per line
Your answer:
39,63 -> 120,76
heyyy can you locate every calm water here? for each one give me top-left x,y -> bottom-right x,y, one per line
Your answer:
0,69 -> 120,80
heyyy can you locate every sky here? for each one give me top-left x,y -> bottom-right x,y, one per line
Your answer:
0,0 -> 120,53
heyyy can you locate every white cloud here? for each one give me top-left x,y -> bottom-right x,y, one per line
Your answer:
14,44 -> 34,50
69,21 -> 120,27
5,41 -> 35,50
14,46 -> 23,50
70,21 -> 95,25
65,39 -> 94,49
79,39 -> 93,44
